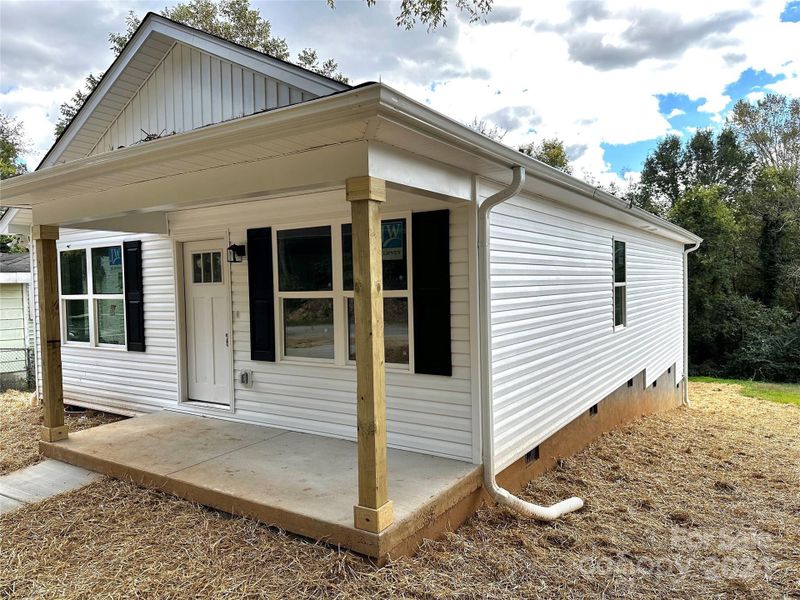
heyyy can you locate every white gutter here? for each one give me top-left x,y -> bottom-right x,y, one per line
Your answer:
478,165 -> 584,521
682,241 -> 701,406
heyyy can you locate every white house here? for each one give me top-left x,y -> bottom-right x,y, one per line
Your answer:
0,242 -> 34,391
0,14 -> 700,560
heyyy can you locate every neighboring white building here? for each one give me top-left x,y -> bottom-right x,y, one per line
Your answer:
0,249 -> 34,390
0,14 -> 700,557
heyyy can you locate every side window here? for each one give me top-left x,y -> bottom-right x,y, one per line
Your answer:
276,226 -> 334,360
59,246 -> 126,346
342,219 -> 410,366
613,240 -> 626,327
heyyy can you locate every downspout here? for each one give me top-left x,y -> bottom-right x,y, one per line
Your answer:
682,242 -> 701,406
478,166 -> 584,521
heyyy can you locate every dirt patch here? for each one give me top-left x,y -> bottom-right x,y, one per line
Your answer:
1,382 -> 798,599
0,390 -> 125,476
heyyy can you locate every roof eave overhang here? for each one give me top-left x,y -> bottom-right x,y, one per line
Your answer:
3,82 -> 700,245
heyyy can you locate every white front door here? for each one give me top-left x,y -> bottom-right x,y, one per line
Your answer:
183,240 -> 231,404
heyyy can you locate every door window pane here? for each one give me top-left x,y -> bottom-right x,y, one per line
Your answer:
96,299 -> 125,345
614,240 -> 626,283
60,249 -> 87,295
283,298 -> 334,359
202,252 -> 212,282
92,246 -> 123,294
614,286 -> 626,327
64,299 -> 89,342
347,297 -> 409,364
193,253 -> 203,283
342,219 -> 407,291
278,226 -> 332,291
192,251 -> 223,283
212,251 -> 222,283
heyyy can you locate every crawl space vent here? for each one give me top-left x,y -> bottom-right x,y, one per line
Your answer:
525,446 -> 540,464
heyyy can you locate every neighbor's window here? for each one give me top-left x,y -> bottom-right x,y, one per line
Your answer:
613,239 -> 626,327
59,246 -> 125,346
274,218 -> 411,367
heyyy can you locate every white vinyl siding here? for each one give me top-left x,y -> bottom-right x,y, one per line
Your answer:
33,229 -> 178,415
0,283 -> 28,374
168,190 -> 475,462
90,42 -> 313,157
489,193 -> 684,470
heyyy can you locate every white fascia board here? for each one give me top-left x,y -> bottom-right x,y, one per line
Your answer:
31,141 -> 369,226
373,85 -> 702,246
367,141 -> 473,202
1,86 -> 382,204
0,208 -> 19,234
0,272 -> 31,284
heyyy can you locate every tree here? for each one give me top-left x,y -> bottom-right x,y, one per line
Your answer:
54,73 -> 102,137
729,93 -> 800,182
467,117 -> 506,142
0,112 -> 30,252
633,129 -> 754,216
327,0 -> 493,30
738,166 -> 800,308
0,111 -> 29,180
56,0 -> 346,137
669,186 -> 739,371
519,138 -> 572,174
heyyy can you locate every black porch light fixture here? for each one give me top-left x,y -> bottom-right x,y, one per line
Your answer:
227,243 -> 246,263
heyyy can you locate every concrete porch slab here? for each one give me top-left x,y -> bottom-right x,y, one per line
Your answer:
40,411 -> 483,561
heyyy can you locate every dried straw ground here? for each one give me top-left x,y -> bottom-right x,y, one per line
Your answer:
2,382 -> 798,599
0,390 -> 124,476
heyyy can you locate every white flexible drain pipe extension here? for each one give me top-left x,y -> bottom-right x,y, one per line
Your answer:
478,165 -> 584,521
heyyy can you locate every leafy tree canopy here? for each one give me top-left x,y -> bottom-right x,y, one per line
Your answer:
0,111 -> 29,180
632,128 -> 754,216
467,117 -> 506,141
728,93 -> 800,182
519,138 -> 573,174
327,0 -> 492,31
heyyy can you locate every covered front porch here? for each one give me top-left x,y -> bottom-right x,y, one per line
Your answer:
40,410 -> 482,560
0,85 -> 497,558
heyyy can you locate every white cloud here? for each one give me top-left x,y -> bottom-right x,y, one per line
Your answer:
0,0 -> 797,184
667,108 -> 686,118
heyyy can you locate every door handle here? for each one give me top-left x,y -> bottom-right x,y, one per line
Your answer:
225,333 -> 229,347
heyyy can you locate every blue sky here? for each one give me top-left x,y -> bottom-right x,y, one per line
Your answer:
1,0 -> 798,187
603,67 -> 791,176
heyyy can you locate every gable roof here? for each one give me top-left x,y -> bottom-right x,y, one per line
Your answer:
40,12 -> 350,169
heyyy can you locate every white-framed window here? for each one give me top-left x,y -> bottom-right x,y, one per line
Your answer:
273,215 -> 413,370
613,239 -> 626,328
59,245 -> 126,347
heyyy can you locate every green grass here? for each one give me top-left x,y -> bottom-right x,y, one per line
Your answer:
690,376 -> 800,407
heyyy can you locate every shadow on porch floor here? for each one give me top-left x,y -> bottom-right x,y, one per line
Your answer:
39,411 -> 482,560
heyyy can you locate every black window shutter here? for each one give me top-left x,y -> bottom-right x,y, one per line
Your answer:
412,210 -> 451,376
247,227 -> 276,361
123,240 -> 145,352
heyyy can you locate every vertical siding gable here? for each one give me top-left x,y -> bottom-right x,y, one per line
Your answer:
89,42 -> 316,157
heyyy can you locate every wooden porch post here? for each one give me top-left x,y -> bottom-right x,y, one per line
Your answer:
33,225 -> 67,442
346,176 -> 393,533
